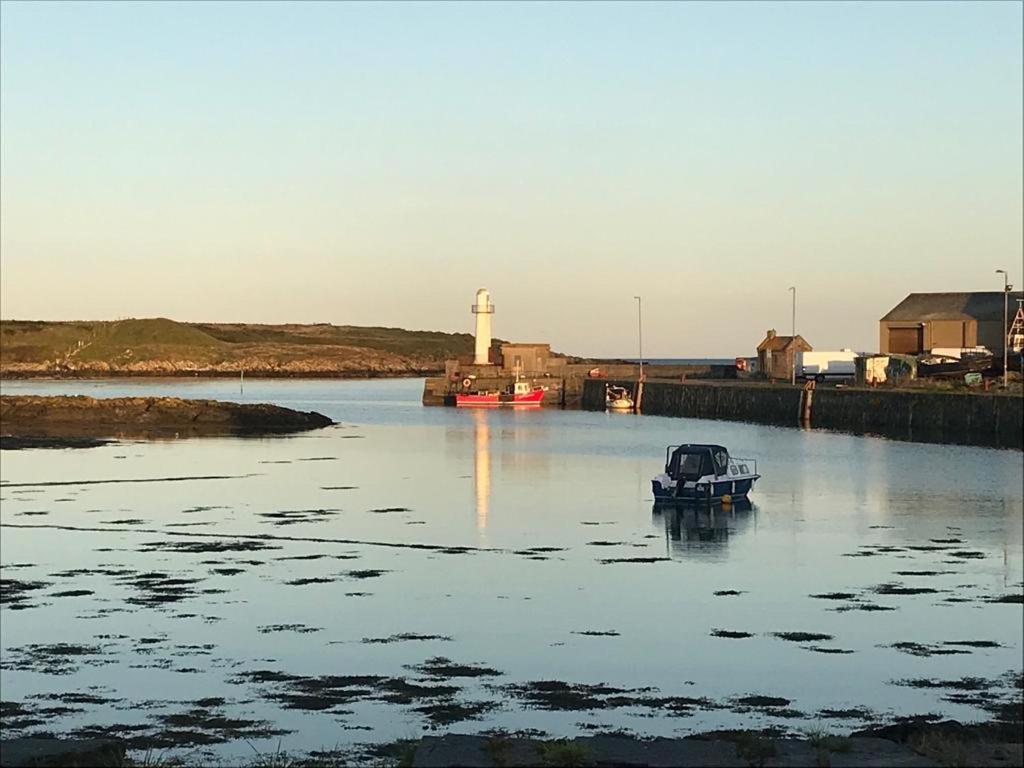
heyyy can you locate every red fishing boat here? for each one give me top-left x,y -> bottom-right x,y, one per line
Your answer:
454,377 -> 547,407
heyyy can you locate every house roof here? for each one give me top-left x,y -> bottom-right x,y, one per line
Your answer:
881,292 -> 1023,323
757,334 -> 811,352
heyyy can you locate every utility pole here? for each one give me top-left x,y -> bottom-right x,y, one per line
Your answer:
634,296 -> 643,381
996,270 -> 1011,389
789,286 -> 797,385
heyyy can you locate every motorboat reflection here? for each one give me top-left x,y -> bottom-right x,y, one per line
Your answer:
653,499 -> 755,557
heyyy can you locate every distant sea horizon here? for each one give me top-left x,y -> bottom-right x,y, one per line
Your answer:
599,358 -> 739,365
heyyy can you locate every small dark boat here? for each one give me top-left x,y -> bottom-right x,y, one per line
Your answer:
917,351 -> 993,379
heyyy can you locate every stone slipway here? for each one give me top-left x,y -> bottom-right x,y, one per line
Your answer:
0,395 -> 334,443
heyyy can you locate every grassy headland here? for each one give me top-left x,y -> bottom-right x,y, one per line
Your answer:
0,318 -> 485,378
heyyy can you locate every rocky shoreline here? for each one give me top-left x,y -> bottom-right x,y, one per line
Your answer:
0,364 -> 442,380
0,395 -> 334,445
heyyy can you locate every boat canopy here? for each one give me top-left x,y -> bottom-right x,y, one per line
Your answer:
666,444 -> 730,481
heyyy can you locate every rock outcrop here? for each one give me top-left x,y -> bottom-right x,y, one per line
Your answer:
0,395 -> 335,439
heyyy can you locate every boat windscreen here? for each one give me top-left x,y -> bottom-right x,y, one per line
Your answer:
670,449 -> 709,480
669,445 -> 730,479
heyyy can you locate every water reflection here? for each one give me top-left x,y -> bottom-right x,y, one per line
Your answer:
473,409 -> 490,531
654,500 -> 755,559
452,409 -> 553,538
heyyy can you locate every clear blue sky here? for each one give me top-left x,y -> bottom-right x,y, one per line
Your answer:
1,1 -> 1021,356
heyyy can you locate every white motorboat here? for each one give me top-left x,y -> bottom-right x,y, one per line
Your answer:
606,385 -> 634,411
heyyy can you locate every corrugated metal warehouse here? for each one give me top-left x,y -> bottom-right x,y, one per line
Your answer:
879,292 -> 1023,355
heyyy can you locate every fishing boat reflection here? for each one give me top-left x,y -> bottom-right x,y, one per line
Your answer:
653,499 -> 755,558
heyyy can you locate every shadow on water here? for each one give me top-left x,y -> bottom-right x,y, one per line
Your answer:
653,500 -> 755,559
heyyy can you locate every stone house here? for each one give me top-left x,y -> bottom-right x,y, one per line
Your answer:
756,330 -> 812,380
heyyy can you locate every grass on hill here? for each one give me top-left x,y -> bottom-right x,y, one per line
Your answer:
193,322 -> 481,359
0,318 -> 480,366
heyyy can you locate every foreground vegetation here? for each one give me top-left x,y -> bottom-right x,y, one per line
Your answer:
37,718 -> 1024,768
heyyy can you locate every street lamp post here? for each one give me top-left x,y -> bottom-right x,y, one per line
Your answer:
634,296 -> 643,382
996,270 -> 1011,389
789,286 -> 797,385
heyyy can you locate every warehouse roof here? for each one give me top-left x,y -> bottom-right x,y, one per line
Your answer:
881,292 -> 1023,322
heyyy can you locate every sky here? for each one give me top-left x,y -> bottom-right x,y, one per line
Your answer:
1,1 -> 1021,357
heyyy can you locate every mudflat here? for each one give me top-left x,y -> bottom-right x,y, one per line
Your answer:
1,379 -> 1020,766
0,395 -> 334,443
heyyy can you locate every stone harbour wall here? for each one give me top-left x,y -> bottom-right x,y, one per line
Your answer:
581,379 -> 1023,449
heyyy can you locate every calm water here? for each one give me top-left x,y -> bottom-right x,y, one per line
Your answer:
1,378 -> 1021,760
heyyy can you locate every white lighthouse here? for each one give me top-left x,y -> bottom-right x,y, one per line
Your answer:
471,288 -> 494,365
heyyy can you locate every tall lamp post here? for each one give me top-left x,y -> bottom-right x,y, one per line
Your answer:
634,296 -> 644,381
996,270 -> 1012,389
789,286 -> 797,385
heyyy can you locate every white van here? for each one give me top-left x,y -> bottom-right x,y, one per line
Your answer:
796,349 -> 858,382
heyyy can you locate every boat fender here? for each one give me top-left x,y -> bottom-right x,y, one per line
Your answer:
462,378 -> 472,389
721,494 -> 732,506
